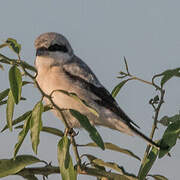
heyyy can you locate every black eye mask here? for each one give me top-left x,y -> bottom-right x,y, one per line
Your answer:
48,44 -> 68,52
36,44 -> 68,56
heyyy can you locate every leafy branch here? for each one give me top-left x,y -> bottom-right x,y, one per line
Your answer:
0,38 -> 141,180
0,38 -> 179,180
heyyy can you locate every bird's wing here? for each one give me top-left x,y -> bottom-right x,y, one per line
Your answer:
63,55 -> 139,128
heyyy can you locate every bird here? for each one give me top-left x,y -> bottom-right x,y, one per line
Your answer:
34,32 -> 159,148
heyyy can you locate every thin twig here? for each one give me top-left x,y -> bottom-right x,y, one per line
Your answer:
138,78 -> 165,177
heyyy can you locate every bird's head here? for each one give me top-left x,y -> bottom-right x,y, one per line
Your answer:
34,32 -> 74,57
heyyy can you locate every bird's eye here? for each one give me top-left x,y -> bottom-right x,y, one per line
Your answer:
48,44 -> 68,53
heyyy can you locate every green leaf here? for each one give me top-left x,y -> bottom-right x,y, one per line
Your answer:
56,90 -> 99,117
57,136 -> 77,180
30,101 -> 44,154
161,68 -> 180,87
159,114 -> 180,127
15,125 -> 64,138
6,90 -> 15,131
0,155 -> 41,178
159,119 -> 180,158
20,60 -> 37,72
41,126 -> 64,137
80,142 -> 140,161
1,105 -> 51,133
1,110 -> 32,132
148,174 -> 168,180
138,147 -> 159,180
0,88 -> 10,102
22,81 -> 33,86
111,79 -> 129,98
14,114 -> 31,158
6,38 -> 21,55
9,65 -> 22,104
43,105 -> 52,112
70,109 -> 105,150
84,154 -> 137,180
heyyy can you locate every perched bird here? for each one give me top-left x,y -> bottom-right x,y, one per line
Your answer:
35,32 -> 159,148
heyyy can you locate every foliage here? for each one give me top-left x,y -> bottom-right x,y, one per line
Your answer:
0,38 -> 179,180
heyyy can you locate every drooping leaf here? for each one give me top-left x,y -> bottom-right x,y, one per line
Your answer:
159,114 -> 180,127
79,142 -> 140,161
159,119 -> 180,158
0,88 -> 10,102
9,65 -> 22,104
14,114 -> 31,158
1,105 -> 51,133
6,38 -> 21,55
1,110 -> 32,132
6,90 -> 15,131
138,147 -> 159,180
57,136 -> 77,180
20,60 -> 37,72
0,155 -> 41,178
148,174 -> 168,180
161,68 -> 180,87
111,79 -> 129,98
84,154 -> 137,180
41,126 -> 64,137
70,109 -> 104,150
0,53 -> 36,72
30,101 -> 44,154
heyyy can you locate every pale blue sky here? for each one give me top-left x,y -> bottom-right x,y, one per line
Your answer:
0,1 -> 180,179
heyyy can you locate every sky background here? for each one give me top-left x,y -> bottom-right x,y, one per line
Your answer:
0,0 -> 180,179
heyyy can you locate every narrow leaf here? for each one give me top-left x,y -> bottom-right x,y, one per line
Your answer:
14,114 -> 31,158
9,65 -> 22,104
70,109 -> 104,150
161,68 -> 180,87
148,174 -> 168,180
6,90 -> 15,131
30,101 -> 44,154
0,155 -> 41,178
1,110 -> 32,132
57,136 -> 77,180
1,105 -> 51,133
20,61 -> 37,72
0,88 -> 9,101
84,154 -> 137,179
111,79 -> 129,98
159,114 -> 180,127
138,147 -> 159,180
6,38 -> 21,55
159,119 -> 180,158
41,126 -> 64,137
80,142 -> 140,161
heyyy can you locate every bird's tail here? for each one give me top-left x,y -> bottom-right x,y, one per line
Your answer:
128,124 -> 160,149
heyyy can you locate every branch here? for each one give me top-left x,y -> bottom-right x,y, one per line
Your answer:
16,165 -> 136,180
